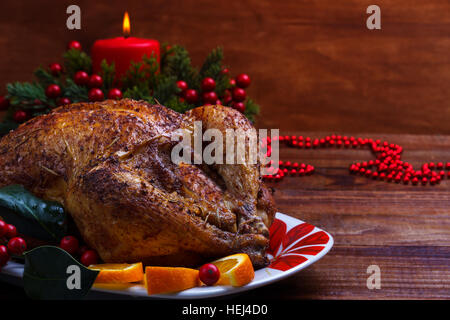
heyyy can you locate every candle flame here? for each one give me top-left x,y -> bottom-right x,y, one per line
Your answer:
123,12 -> 130,37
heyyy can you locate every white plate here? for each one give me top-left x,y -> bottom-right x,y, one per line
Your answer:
0,212 -> 333,299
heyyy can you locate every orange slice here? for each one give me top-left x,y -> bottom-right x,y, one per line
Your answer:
211,253 -> 254,287
89,263 -> 144,283
145,267 -> 199,295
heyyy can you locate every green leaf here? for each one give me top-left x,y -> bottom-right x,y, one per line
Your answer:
0,185 -> 67,241
24,246 -> 99,300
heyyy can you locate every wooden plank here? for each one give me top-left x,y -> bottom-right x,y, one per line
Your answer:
242,246 -> 450,299
244,132 -> 450,299
0,1 -> 450,134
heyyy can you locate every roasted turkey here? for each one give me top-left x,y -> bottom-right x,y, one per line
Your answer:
0,99 -> 275,268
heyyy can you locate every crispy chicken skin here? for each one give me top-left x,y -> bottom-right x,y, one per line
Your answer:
0,99 -> 275,267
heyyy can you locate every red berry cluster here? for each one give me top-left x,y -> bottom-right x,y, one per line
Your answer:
262,134 -> 450,186
73,71 -> 122,102
0,220 -> 27,270
226,72 -> 251,113
8,40 -> 123,124
176,70 -> 251,114
59,235 -> 99,266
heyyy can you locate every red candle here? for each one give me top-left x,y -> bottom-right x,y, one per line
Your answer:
91,12 -> 160,81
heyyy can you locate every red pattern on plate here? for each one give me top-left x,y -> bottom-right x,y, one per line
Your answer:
267,218 -> 329,271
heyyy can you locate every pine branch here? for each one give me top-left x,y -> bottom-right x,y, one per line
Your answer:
165,95 -> 194,113
199,47 -> 224,79
63,49 -> 92,77
153,75 -> 179,105
63,78 -> 89,102
7,82 -> 47,104
122,85 -> 152,102
34,67 -> 60,88
199,47 -> 230,96
99,60 -> 116,91
244,98 -> 260,123
161,45 -> 199,89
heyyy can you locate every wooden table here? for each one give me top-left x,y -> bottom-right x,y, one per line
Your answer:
0,132 -> 449,300
239,132 -> 450,299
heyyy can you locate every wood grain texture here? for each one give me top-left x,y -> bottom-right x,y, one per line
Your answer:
240,132 -> 450,299
0,0 -> 449,134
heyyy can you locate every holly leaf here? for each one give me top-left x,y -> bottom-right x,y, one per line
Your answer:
23,246 -> 99,300
0,185 -> 67,241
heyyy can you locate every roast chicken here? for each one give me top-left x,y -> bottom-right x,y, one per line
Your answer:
0,99 -> 275,267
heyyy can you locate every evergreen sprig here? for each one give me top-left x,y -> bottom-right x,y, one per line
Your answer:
62,78 -> 88,102
99,60 -> 116,91
63,49 -> 92,77
2,43 -> 260,135
6,82 -> 47,104
162,45 -> 199,89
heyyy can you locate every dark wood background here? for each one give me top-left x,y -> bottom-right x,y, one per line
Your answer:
0,0 -> 449,300
0,0 -> 449,133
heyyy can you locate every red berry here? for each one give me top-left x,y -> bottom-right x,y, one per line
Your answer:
57,97 -> 71,106
199,263 -> 220,286
201,77 -> 216,92
202,91 -> 218,104
229,79 -> 236,87
220,68 -> 229,75
184,89 -> 199,104
5,224 -> 17,238
49,63 -> 63,76
232,102 -> 245,113
0,220 -> 6,237
45,84 -> 61,98
107,88 -> 122,100
235,73 -> 251,88
232,87 -> 246,102
7,237 -> 27,255
88,88 -> 104,101
13,110 -> 28,123
67,40 -> 82,50
176,80 -> 188,94
59,236 -> 79,255
73,71 -> 89,85
215,99 -> 222,105
80,250 -> 99,266
88,74 -> 103,88
0,245 -> 9,267
77,245 -> 89,256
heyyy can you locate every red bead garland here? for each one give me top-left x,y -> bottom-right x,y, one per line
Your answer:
262,134 -> 449,186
